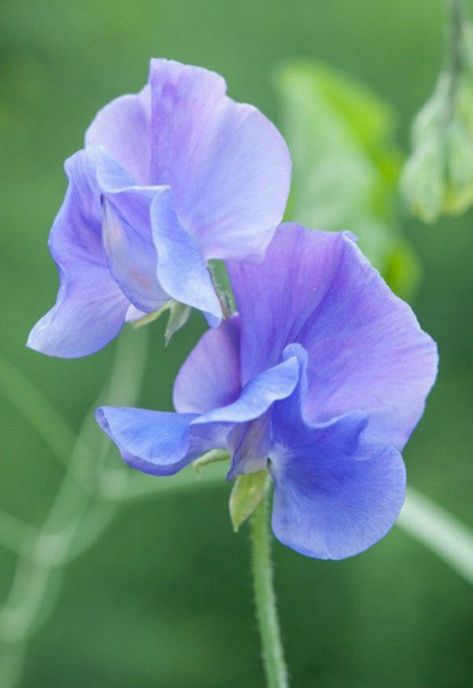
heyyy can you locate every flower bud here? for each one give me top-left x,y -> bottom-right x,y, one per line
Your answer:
402,19 -> 473,222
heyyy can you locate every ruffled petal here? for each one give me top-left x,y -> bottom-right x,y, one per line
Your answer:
148,59 -> 291,260
150,190 -> 222,324
85,86 -> 151,184
96,407 -> 226,476
192,349 -> 301,426
270,402 -> 406,560
229,224 -> 438,450
173,316 -> 241,414
96,345 -> 305,478
27,150 -> 129,358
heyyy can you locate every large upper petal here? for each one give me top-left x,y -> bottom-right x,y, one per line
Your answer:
27,151 -> 129,358
228,224 -> 438,450
148,59 -> 291,260
270,380 -> 406,559
85,86 -> 151,184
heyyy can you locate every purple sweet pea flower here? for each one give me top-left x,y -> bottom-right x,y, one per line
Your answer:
27,59 -> 291,358
96,224 -> 438,559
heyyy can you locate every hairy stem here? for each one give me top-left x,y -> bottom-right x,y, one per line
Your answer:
250,493 -> 288,688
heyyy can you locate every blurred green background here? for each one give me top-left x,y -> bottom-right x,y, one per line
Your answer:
1,1 -> 472,686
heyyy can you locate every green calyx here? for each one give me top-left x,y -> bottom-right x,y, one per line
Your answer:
229,470 -> 270,532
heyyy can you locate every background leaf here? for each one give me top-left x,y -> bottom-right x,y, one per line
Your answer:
275,59 -> 420,298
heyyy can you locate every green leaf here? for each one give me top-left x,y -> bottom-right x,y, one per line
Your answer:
229,470 -> 269,532
275,59 -> 419,297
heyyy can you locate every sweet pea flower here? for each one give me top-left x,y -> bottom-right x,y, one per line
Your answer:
27,59 -> 291,358
96,224 -> 438,559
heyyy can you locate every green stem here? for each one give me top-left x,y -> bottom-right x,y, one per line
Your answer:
445,0 -> 466,121
250,493 -> 288,688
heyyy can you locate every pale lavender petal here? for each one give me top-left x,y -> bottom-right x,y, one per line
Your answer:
173,316 -> 241,414
148,59 -> 291,260
229,224 -> 438,450
90,144 -> 162,238
102,198 -> 168,313
150,190 -> 222,324
27,150 -> 129,358
85,86 -> 151,184
90,143 -> 224,325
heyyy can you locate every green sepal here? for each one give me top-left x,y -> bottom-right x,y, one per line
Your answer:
164,301 -> 191,346
130,305 -> 168,329
130,299 -> 191,344
192,449 -> 229,474
229,470 -> 269,532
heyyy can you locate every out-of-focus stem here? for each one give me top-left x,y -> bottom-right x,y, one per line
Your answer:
445,0 -> 467,122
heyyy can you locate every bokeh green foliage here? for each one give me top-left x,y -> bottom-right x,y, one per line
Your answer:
1,2 -> 473,688
276,59 -> 420,297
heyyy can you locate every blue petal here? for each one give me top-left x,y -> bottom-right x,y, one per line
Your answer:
229,224 -> 438,450
96,407 -> 222,476
151,190 -> 222,325
96,346 -> 306,480
192,349 -> 302,425
85,85 -> 152,184
27,150 -> 129,358
226,415 -> 272,479
173,316 -> 241,414
270,388 -> 406,559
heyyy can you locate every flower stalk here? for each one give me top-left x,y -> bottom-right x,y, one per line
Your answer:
445,0 -> 466,123
250,492 -> 289,688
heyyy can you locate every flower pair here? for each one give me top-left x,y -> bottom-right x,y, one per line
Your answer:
28,60 -> 438,559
